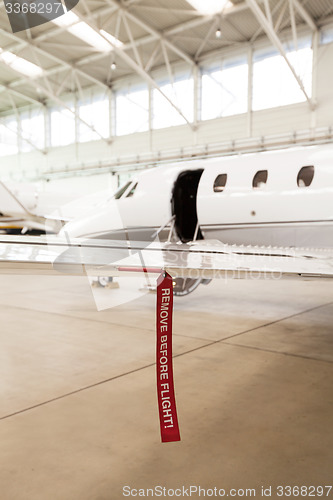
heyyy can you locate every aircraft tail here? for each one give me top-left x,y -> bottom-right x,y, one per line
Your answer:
0,181 -> 66,233
0,180 -> 32,218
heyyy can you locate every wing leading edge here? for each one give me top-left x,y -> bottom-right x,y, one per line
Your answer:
0,235 -> 332,280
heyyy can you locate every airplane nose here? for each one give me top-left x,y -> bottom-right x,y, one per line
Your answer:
59,200 -> 125,240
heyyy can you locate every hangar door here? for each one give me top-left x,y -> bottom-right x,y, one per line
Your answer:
171,169 -> 204,243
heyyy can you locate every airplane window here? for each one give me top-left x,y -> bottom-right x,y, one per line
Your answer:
253,170 -> 268,188
126,182 -> 138,197
114,181 -> 132,199
297,165 -> 314,187
213,174 -> 227,192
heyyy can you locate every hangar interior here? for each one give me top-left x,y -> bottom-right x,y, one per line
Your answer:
1,0 -> 333,186
0,1 -> 333,499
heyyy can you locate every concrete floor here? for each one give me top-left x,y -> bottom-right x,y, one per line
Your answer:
0,274 -> 332,500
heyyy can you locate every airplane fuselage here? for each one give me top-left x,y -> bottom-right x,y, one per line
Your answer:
62,144 -> 333,249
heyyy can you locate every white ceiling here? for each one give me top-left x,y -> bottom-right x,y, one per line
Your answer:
0,0 -> 332,112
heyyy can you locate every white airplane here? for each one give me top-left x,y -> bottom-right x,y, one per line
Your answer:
0,143 -> 333,296
61,143 -> 333,249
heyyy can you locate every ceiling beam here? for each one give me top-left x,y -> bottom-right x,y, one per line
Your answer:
0,0 -> 256,95
0,0 -> 319,111
127,5 -> 203,16
0,61 -> 111,143
75,0 -> 263,69
40,2 -> 252,71
250,0 -> 286,43
113,0 -> 195,66
75,11 -> 196,129
292,0 -> 317,31
0,85 -> 43,106
195,18 -> 219,60
0,25 -> 110,92
8,4 -> 119,46
246,0 -> 315,110
0,119 -> 45,154
41,12 -> 218,73
0,0 -> 195,97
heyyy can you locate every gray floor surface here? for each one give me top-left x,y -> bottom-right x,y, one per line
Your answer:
0,274 -> 332,500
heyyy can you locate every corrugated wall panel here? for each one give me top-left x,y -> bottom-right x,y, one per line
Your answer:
197,115 -> 248,143
252,104 -> 311,137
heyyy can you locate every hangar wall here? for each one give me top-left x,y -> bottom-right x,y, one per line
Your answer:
1,34 -> 333,185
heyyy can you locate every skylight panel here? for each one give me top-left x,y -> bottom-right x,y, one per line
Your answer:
0,51 -> 43,78
100,30 -> 123,49
186,0 -> 232,15
69,22 -> 111,52
52,10 -> 79,27
52,12 -> 123,52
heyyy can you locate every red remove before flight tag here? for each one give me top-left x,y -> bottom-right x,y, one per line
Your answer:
156,272 -> 181,443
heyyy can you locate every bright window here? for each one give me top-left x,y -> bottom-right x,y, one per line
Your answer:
213,174 -> 227,192
20,109 -> 45,152
201,57 -> 248,120
116,86 -> 149,136
50,107 -> 75,146
320,26 -> 333,45
78,95 -> 110,142
126,182 -> 138,197
153,76 -> 194,129
0,117 -> 18,156
252,44 -> 313,110
114,181 -> 132,199
253,170 -> 268,188
297,165 -> 314,187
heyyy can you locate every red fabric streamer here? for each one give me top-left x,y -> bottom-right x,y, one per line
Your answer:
156,272 -> 181,443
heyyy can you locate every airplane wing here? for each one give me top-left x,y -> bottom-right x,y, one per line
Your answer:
0,235 -> 332,280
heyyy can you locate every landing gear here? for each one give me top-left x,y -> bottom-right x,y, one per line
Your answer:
173,277 -> 212,296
